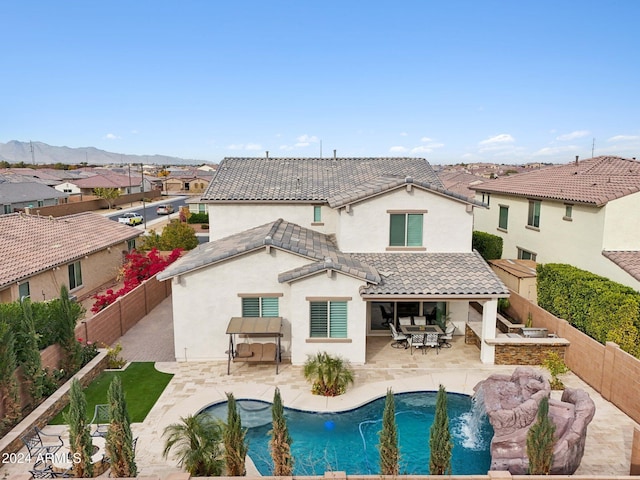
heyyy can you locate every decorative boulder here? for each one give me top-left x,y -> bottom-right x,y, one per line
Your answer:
474,367 -> 596,474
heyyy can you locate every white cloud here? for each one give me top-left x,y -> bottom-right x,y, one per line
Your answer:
608,134 -> 640,142
479,134 -> 515,146
295,142 -> 310,147
227,143 -> 262,151
296,134 -> 319,143
532,145 -> 580,157
400,132 -> 408,137
556,130 -> 590,141
420,137 -> 433,142
410,146 -> 431,153
104,133 -> 120,140
389,146 -> 408,153
130,130 -> 139,135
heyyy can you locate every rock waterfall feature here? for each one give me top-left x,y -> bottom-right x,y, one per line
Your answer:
474,367 -> 596,474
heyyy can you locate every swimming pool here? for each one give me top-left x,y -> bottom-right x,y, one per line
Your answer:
201,391 -> 493,475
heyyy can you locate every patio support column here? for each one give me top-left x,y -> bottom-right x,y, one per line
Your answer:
480,298 -> 497,364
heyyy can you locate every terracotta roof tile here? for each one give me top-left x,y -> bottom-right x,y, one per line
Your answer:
0,212 -> 140,288
602,251 -> 640,282
159,220 -> 508,297
471,156 -> 640,206
352,251 -> 509,296
201,157 -> 444,202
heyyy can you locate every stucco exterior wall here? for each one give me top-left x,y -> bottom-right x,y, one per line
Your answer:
171,248 -> 309,362
337,187 -> 473,253
207,203 -> 337,240
2,243 -> 130,303
473,192 -> 640,290
170,246 -> 369,365
54,182 -> 82,194
602,191 -> 640,249
288,271 -> 367,365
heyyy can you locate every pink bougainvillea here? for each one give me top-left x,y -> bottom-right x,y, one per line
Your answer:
91,248 -> 182,313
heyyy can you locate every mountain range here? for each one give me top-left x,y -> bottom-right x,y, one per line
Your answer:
0,140 -> 203,166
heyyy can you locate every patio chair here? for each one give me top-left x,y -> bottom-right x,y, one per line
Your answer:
409,333 -> 425,355
423,332 -> 440,354
439,323 -> 456,348
20,427 -> 64,457
389,324 -> 408,349
90,404 -> 110,437
379,305 -> 393,327
398,316 -> 412,326
413,316 -> 427,326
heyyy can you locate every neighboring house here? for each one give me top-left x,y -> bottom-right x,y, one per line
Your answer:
472,155 -> 640,291
186,196 -> 207,214
0,182 -> 68,214
163,170 -> 213,194
158,157 -> 509,365
0,212 -> 140,303
437,170 -> 487,201
58,172 -> 143,196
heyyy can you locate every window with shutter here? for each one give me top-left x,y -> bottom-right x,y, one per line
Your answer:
389,213 -> 423,247
309,301 -> 347,338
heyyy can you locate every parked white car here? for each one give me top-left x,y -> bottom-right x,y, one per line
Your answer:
118,212 -> 144,226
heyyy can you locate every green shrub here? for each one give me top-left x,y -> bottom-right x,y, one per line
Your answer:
472,231 -> 503,260
537,263 -> 640,358
187,212 -> 209,224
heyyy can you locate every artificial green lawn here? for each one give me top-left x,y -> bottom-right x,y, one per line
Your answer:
50,362 -> 173,424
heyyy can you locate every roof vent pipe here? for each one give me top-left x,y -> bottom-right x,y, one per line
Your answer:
333,149 -> 337,160
575,155 -> 579,165
266,151 -> 269,159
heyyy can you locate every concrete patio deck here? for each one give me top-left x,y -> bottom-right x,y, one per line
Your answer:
1,298 -> 637,478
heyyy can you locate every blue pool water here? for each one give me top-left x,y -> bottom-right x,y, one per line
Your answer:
201,391 -> 493,475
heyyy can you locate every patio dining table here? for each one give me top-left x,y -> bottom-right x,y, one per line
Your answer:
400,324 -> 443,335
400,324 -> 443,354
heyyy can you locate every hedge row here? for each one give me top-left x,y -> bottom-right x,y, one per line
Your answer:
187,212 -> 209,224
537,263 -> 640,358
472,231 -> 503,261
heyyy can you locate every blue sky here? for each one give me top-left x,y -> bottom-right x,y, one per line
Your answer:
2,1 -> 639,165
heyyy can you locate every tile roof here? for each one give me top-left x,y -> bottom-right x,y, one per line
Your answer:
158,219 -> 508,298
470,156 -> 640,206
158,219 -> 381,283
0,182 -> 68,203
72,173 -> 140,188
201,157 -> 445,202
437,170 -> 487,201
602,251 -> 640,282
351,251 -> 509,296
0,212 -> 140,288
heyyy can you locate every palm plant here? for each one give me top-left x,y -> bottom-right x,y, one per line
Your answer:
429,384 -> 452,475
303,351 -> 354,396
64,379 -> 94,478
106,376 -> 137,477
378,388 -> 399,475
223,392 -> 247,476
270,387 -> 293,475
162,414 -> 224,476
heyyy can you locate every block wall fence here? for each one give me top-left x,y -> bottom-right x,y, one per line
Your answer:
507,289 -> 640,425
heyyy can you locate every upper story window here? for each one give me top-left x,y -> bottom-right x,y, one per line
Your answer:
564,204 -> 573,221
241,296 -> 280,317
313,205 -> 322,224
309,300 -> 347,338
527,200 -> 541,228
68,261 -> 83,290
3,205 -> 11,214
18,281 -> 30,300
482,193 -> 490,206
389,212 -> 424,247
498,205 -> 509,230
